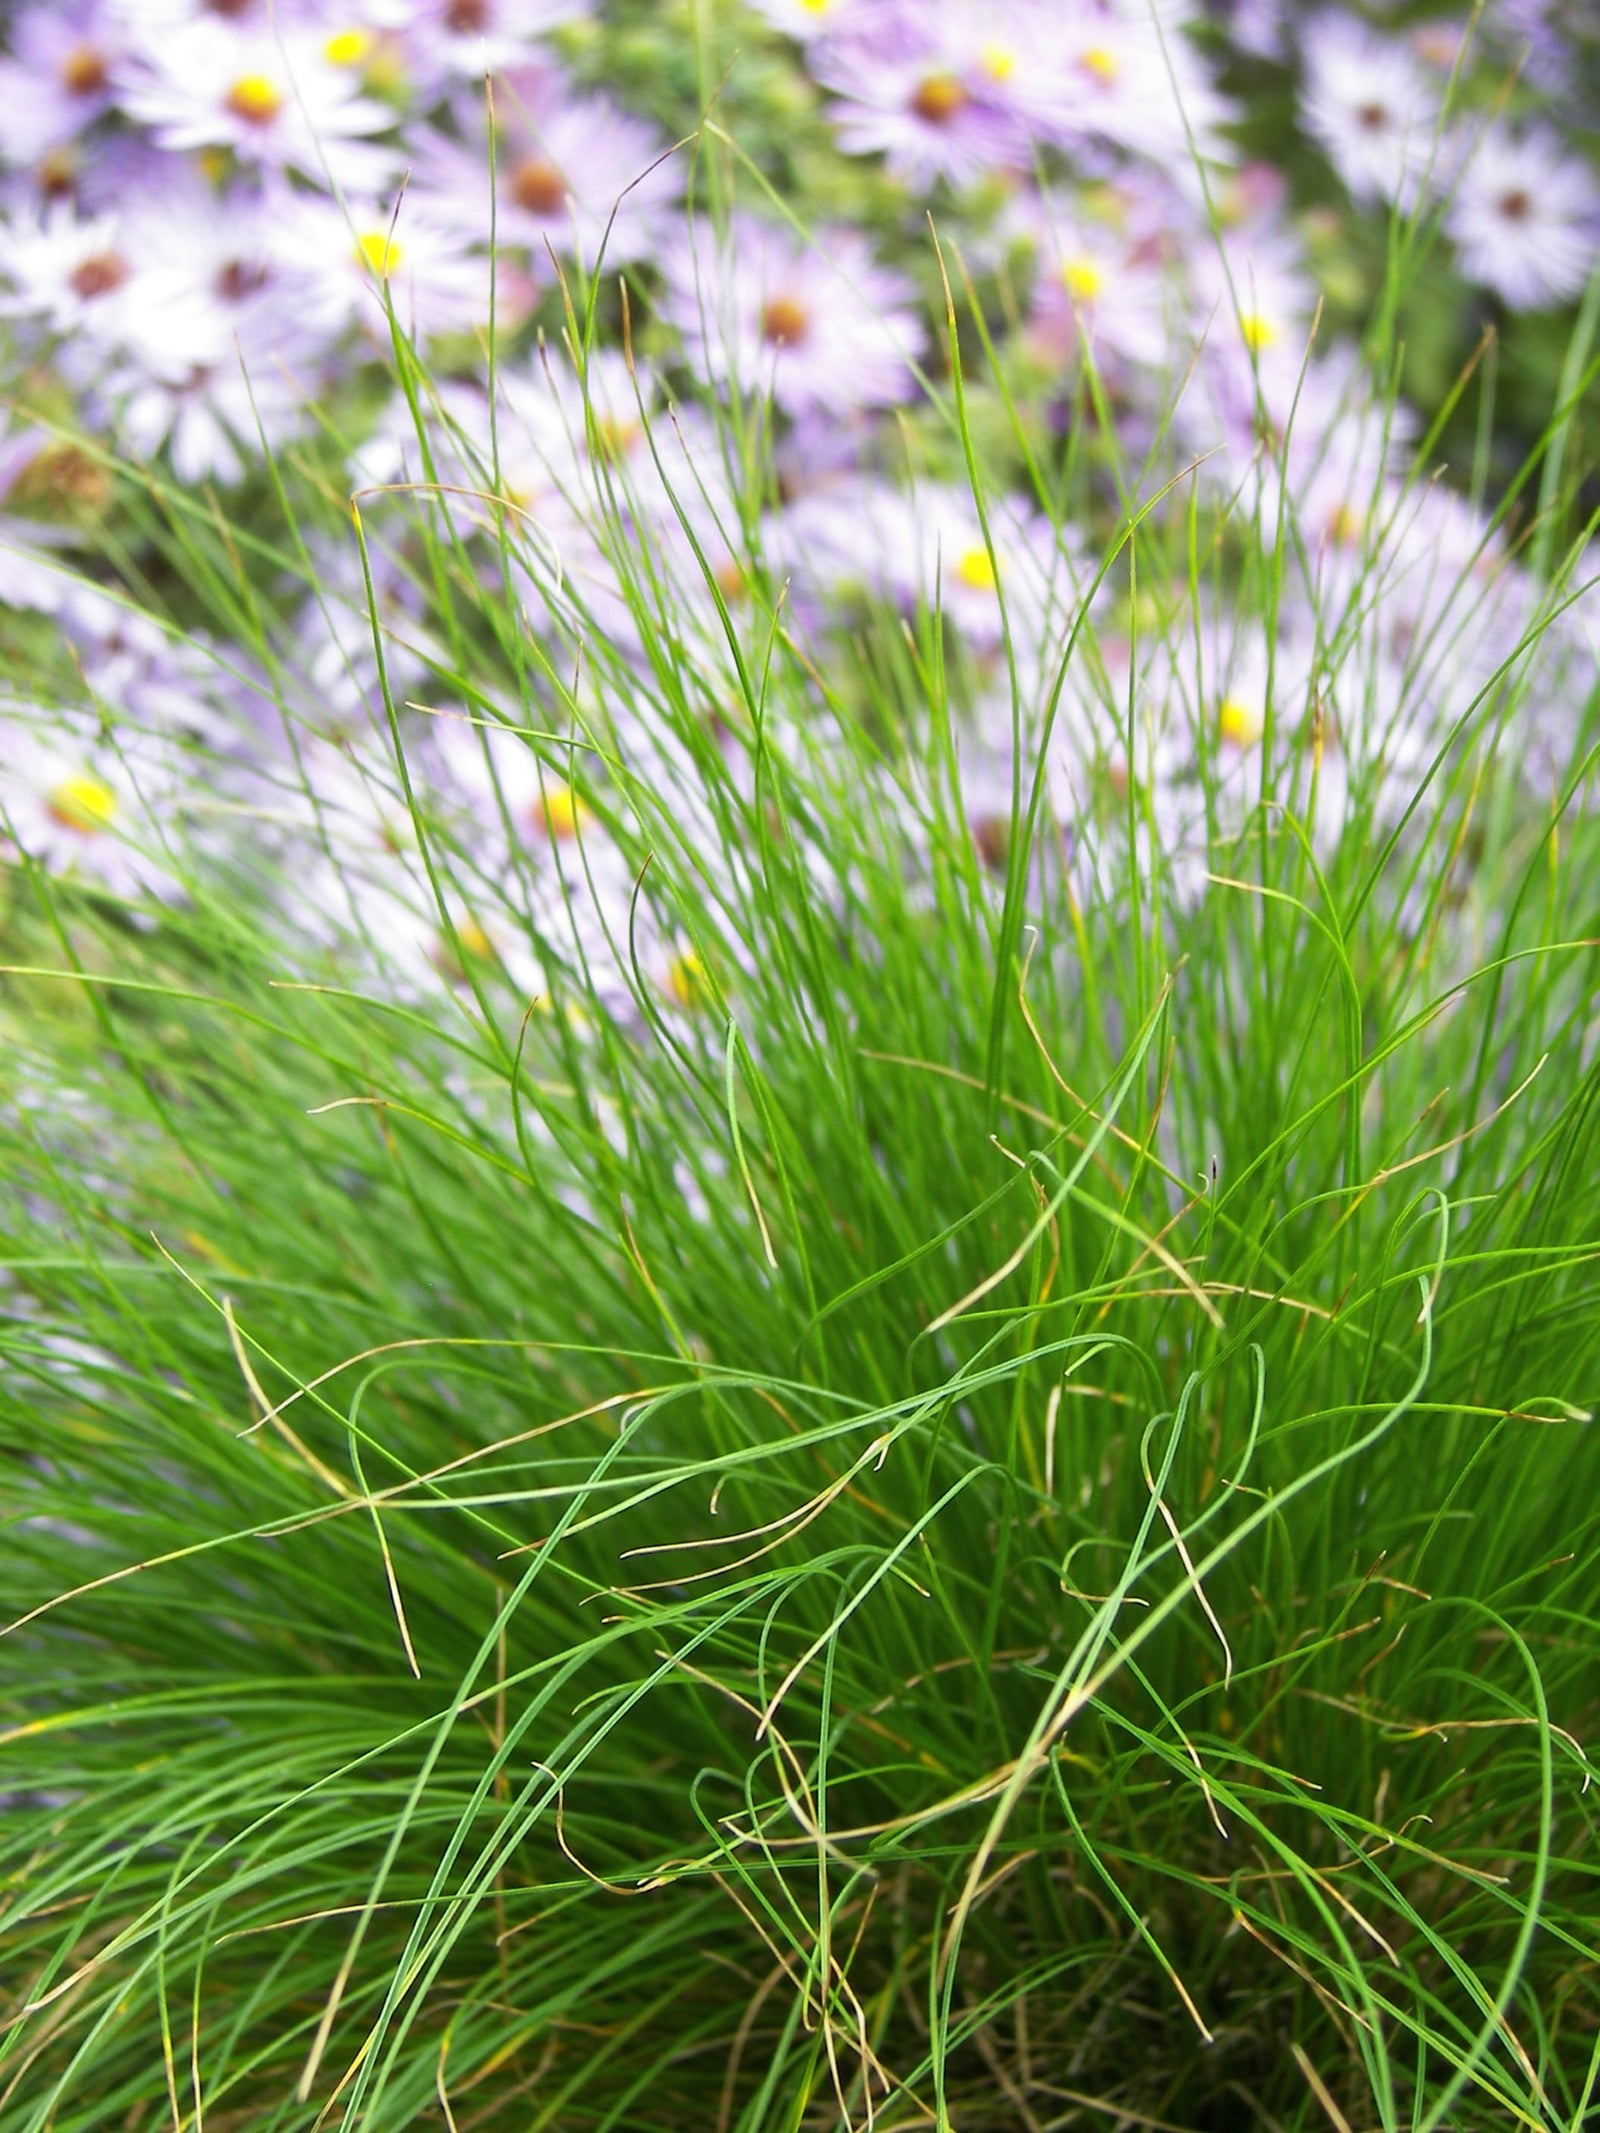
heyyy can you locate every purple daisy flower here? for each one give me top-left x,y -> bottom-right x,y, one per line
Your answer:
1298,15 -> 1441,210
118,17 -> 399,193
93,297 -> 324,485
1016,191 -> 1178,376
0,707 -> 188,904
414,63 -> 679,268
746,0 -> 871,42
810,0 -> 1031,191
404,0 -> 596,79
0,1 -> 127,167
1443,123 -> 1599,311
663,214 -> 924,420
1006,0 -> 1234,170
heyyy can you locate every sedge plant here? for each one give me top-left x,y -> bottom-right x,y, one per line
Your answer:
1,160 -> 1599,2133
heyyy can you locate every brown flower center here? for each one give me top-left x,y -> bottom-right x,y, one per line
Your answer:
39,148 -> 77,198
761,294 -> 810,346
970,813 -> 1009,872
69,251 -> 129,299
911,73 -> 967,124
216,258 -> 269,302
12,441 -> 112,518
60,44 -> 109,97
1355,100 -> 1391,133
1498,187 -> 1532,223
510,156 -> 568,216
444,0 -> 489,31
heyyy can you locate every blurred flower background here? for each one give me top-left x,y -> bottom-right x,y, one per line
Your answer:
0,0 -> 1596,993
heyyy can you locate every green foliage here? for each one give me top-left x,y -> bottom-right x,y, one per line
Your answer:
2,249 -> 1599,2133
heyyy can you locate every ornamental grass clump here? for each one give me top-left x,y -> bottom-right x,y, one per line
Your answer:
2,341 -> 1598,2127
3,2 -> 1600,2129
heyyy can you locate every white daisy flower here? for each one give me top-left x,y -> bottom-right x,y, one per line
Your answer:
404,0 -> 596,79
412,66 -> 679,271
1178,230 -> 1324,474
268,191 -> 496,348
1444,123 -> 1599,310
1019,194 -> 1177,374
122,171 -> 318,331
50,583 -> 242,754
93,292 -> 324,484
0,199 -> 237,385
0,2 -> 126,167
0,706 -> 187,902
1022,3 -> 1233,170
118,19 -> 398,192
1298,15 -> 1441,210
662,214 -> 924,421
746,0 -> 869,41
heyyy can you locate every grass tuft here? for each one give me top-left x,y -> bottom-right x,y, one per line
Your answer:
3,193 -> 1600,2133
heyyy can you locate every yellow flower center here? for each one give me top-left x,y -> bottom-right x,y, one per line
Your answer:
955,547 -> 997,593
1218,698 -> 1263,748
1326,503 -> 1364,546
431,914 -> 495,977
1239,311 -> 1277,353
667,952 -> 712,1010
324,28 -> 373,65
197,146 -> 231,183
355,229 -> 403,278
1061,254 -> 1105,301
48,773 -> 118,834
980,42 -> 1016,81
591,414 -> 639,461
1078,45 -> 1119,85
535,784 -> 587,841
911,73 -> 967,123
225,74 -> 284,126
